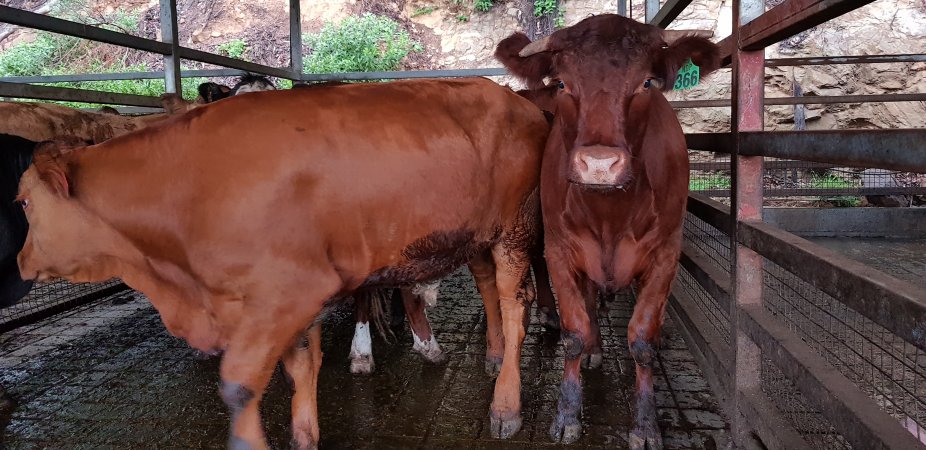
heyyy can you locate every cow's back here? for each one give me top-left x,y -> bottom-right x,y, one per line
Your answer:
73,78 -> 548,294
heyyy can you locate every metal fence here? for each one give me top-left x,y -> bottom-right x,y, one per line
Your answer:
0,280 -> 130,333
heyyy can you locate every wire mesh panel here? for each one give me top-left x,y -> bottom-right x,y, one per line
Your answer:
762,257 -> 926,445
760,355 -> 853,449
0,279 -> 129,333
688,158 -> 926,204
683,211 -> 732,274
675,265 -> 731,346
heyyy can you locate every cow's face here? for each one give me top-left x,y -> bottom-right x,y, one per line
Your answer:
16,146 -> 112,284
496,15 -> 719,190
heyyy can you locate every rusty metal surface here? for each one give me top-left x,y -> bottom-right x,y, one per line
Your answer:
738,220 -> 926,352
740,304 -> 925,449
0,269 -> 731,448
767,53 -> 926,66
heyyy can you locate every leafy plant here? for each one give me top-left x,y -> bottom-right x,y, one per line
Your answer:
534,0 -> 557,17
810,173 -> 861,207
474,0 -> 495,12
456,13 -> 470,22
304,14 -> 417,74
217,39 -> 248,60
689,174 -> 731,191
412,6 -> 437,17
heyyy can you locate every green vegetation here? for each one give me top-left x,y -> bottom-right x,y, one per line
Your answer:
534,0 -> 558,17
689,174 -> 731,191
810,173 -> 862,207
456,13 -> 470,22
217,39 -> 248,60
412,6 -> 437,17
0,0 -> 204,107
474,0 -> 495,12
303,14 -> 418,75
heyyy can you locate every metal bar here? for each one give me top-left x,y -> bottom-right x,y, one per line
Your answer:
649,0 -> 694,27
159,0 -> 181,94
766,93 -> 926,105
617,0 -> 628,16
0,69 -> 249,83
740,304 -> 926,449
177,47 -> 298,80
687,193 -> 732,236
0,81 -> 162,107
0,283 -> 130,334
680,243 -> 732,310
0,5 -> 170,55
692,186 -> 926,197
738,129 -> 926,173
767,53 -> 926,66
687,132 -> 735,153
289,0 -> 302,74
645,0 -> 661,26
670,99 -> 732,108
691,160 -> 839,171
736,385 -> 814,450
301,68 -> 509,81
739,0 -> 875,52
738,220 -> 926,351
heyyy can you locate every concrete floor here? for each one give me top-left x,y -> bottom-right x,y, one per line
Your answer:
0,269 -> 729,449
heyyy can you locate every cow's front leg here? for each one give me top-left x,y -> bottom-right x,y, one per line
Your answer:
282,325 -> 323,450
531,233 -> 560,330
627,249 -> 678,450
547,258 -> 594,444
581,289 -> 604,370
487,243 -> 533,439
401,287 -> 446,364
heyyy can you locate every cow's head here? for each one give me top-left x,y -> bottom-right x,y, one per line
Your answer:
496,14 -> 720,190
16,142 -> 115,284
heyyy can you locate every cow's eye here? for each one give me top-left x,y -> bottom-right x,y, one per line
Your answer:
643,78 -> 663,90
557,80 -> 566,90
643,79 -> 653,89
18,198 -> 29,210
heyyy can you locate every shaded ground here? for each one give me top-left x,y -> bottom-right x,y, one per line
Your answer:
812,237 -> 926,289
0,269 -> 729,449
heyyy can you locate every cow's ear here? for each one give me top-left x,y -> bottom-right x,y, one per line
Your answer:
495,33 -> 555,90
32,142 -> 74,198
656,36 -> 721,92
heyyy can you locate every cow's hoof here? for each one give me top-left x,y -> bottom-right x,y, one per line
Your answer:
484,356 -> 503,378
421,348 -> 448,365
581,352 -> 603,370
412,336 -> 447,364
349,355 -> 375,375
489,410 -> 522,439
549,413 -> 582,444
629,423 -> 663,450
538,307 -> 561,330
290,434 -> 319,450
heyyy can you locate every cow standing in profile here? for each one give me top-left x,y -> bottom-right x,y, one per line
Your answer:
14,78 -> 548,448
497,14 -> 720,449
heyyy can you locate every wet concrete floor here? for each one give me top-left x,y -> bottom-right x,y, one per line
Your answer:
0,269 -> 729,449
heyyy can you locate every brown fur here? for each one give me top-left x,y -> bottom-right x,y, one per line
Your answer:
16,77 -> 549,448
497,14 -> 720,448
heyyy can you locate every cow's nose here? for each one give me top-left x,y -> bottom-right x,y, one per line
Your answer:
571,146 -> 631,187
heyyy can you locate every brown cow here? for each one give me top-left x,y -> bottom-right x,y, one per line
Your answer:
16,77 -> 548,448
497,15 -> 720,449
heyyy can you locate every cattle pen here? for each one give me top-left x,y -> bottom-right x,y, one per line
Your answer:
1,0 -> 925,449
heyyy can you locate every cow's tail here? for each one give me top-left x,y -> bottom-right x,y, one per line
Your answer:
368,289 -> 396,344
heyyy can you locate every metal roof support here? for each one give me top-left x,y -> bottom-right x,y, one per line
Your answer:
649,0 -> 696,28
159,0 -> 182,94
729,0 -> 765,445
645,0 -> 660,26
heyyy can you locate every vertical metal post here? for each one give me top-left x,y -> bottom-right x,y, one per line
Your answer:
159,0 -> 181,94
731,0 -> 764,443
618,0 -> 628,17
289,0 -> 302,78
645,0 -> 659,24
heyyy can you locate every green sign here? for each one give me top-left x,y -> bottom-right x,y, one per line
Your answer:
673,58 -> 700,91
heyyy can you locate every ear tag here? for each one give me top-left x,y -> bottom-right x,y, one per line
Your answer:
673,58 -> 700,91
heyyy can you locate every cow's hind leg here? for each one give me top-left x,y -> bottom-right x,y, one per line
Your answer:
469,251 -> 505,377
282,324 -> 323,450
547,257 -> 595,444
531,234 -> 560,330
349,292 -> 375,375
487,242 -> 533,439
627,250 -> 678,450
401,287 -> 446,364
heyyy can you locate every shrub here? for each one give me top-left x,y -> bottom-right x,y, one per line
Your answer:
217,39 -> 248,59
474,0 -> 495,12
304,14 -> 417,74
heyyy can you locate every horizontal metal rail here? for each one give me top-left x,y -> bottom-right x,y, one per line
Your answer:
694,187 -> 926,198
176,47 -> 297,80
0,69 -> 254,83
767,53 -> 926,66
766,93 -> 926,105
0,5 -> 171,54
680,242 -> 732,310
691,160 -> 839,171
740,303 -> 926,450
687,193 -> 733,235
301,68 -> 509,81
738,220 -> 926,352
0,81 -> 163,107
